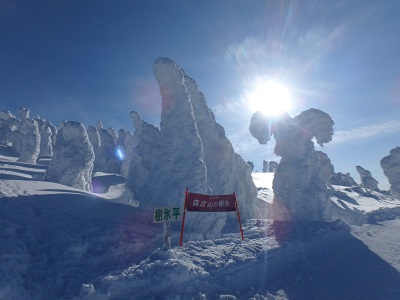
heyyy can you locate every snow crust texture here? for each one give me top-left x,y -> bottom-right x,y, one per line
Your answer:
44,121 -> 95,191
381,147 -> 400,198
249,109 -> 334,222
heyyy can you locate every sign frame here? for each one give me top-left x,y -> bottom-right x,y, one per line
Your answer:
179,188 -> 244,247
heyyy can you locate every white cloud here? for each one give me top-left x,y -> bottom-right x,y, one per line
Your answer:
332,120 -> 400,144
224,23 -> 346,78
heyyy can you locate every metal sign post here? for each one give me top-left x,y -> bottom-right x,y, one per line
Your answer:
163,221 -> 171,249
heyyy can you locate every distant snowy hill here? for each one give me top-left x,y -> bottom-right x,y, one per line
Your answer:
1,146 -> 400,299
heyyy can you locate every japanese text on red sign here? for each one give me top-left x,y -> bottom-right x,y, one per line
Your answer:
185,192 -> 236,212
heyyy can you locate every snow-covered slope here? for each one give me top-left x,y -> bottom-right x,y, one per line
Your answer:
1,147 -> 400,299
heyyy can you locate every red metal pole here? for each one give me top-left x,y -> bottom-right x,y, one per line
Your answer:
179,187 -> 189,247
234,192 -> 244,241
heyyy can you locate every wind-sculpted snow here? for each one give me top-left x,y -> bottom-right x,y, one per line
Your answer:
356,165 -> 379,194
149,57 -> 257,237
249,109 -> 334,222
380,147 -> 400,198
44,121 -> 94,191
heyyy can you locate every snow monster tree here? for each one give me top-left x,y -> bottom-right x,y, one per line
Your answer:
380,147 -> 400,198
45,121 -> 94,192
249,109 -> 334,222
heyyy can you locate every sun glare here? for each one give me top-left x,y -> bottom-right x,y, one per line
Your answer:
247,80 -> 292,116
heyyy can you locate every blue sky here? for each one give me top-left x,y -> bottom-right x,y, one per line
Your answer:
1,0 -> 400,189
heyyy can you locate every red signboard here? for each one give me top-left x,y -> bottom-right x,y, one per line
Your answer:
185,192 -> 236,212
180,188 -> 244,247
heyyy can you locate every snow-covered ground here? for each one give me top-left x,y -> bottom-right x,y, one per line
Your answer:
1,146 -> 400,299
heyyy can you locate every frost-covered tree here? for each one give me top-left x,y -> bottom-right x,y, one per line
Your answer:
107,127 -> 118,141
356,165 -> 378,194
44,121 -> 94,191
263,160 -> 278,173
380,147 -> 400,198
87,126 -> 104,172
119,128 -> 135,178
183,71 -> 257,221
87,122 -> 119,173
331,172 -> 358,187
154,58 -> 208,198
249,109 -> 334,222
0,111 -> 15,120
126,111 -> 161,204
34,117 -> 55,158
1,110 -> 54,162
0,123 -> 12,145
316,151 -> 335,189
6,130 -> 24,154
96,122 -> 119,173
17,107 -> 30,120
115,128 -> 133,177
0,113 -> 23,150
18,119 -> 40,164
150,57 -> 257,237
247,161 -> 254,172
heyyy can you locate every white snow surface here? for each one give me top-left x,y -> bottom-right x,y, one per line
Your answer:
1,146 -> 400,299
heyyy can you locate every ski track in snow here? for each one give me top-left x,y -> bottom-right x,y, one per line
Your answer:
1,149 -> 400,299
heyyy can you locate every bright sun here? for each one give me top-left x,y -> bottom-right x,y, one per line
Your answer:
247,80 -> 292,116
